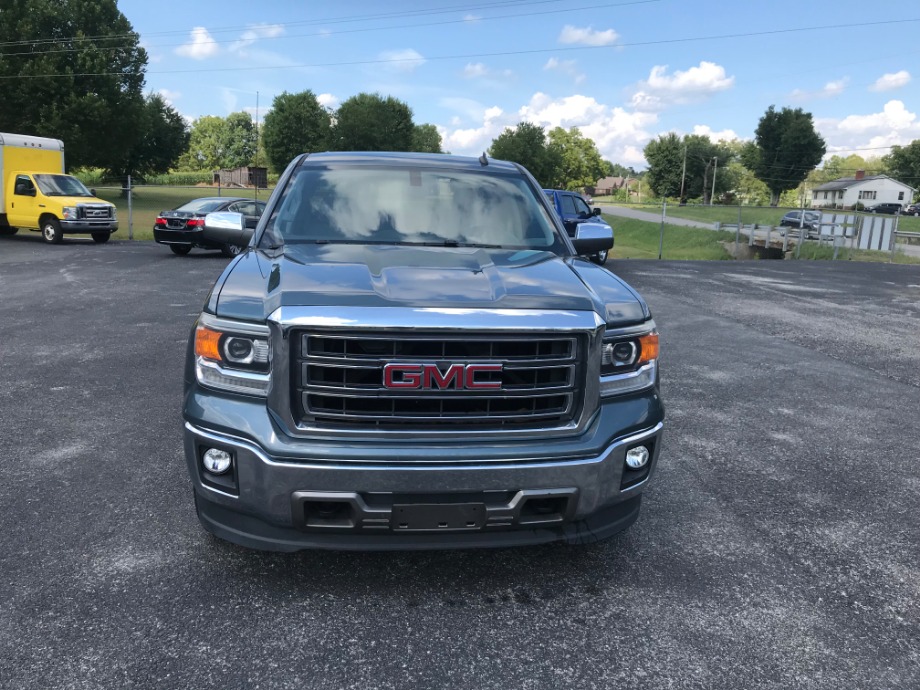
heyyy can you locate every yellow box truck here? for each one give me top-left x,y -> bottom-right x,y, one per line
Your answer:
0,133 -> 118,244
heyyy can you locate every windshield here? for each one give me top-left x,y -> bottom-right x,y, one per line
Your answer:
34,175 -> 93,197
263,164 -> 565,251
176,199 -> 227,214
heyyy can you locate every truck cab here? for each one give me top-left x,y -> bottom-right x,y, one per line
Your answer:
0,133 -> 118,244
543,189 -> 612,265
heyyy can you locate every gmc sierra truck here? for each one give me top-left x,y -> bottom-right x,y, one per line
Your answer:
184,152 -> 663,551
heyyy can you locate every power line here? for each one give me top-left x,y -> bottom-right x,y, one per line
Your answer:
0,0 -> 659,58
0,0 -> 575,49
3,17 -> 919,80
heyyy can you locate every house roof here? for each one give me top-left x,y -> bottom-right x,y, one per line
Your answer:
813,174 -> 917,192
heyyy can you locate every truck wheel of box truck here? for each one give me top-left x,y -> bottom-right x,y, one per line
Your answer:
41,217 -> 63,244
91,233 -> 110,244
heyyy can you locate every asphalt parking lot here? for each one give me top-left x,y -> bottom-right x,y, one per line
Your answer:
2,235 -> 919,689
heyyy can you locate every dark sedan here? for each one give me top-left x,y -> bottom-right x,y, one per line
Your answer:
154,197 -> 266,256
779,210 -> 822,234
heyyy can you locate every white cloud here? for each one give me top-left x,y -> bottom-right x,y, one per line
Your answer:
220,88 -> 238,114
790,78 -> 848,101
817,100 -> 920,154
175,27 -> 219,60
157,89 -> 181,106
439,92 -> 658,165
464,62 -> 489,78
691,124 -> 739,142
543,58 -> 585,84
558,25 -> 619,46
378,48 -> 426,72
462,62 -> 514,81
869,70 -> 911,92
631,61 -> 734,111
464,14 -> 482,22
232,23 -> 285,52
317,93 -> 339,110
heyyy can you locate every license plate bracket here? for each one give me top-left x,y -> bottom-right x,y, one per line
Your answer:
391,503 -> 486,532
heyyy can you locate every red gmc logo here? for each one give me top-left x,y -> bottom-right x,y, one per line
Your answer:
383,363 -> 503,390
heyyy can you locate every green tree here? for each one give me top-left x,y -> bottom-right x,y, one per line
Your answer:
411,124 -> 443,153
603,161 -> 640,178
488,122 -> 560,187
330,93 -> 415,152
110,93 -> 188,179
643,133 -> 684,199
884,140 -> 920,198
742,106 -> 826,206
0,0 -> 148,171
546,127 -> 607,190
261,90 -> 331,173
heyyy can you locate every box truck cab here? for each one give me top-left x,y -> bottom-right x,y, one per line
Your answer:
0,133 -> 118,244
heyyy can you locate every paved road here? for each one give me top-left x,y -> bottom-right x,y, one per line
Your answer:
2,235 -> 919,689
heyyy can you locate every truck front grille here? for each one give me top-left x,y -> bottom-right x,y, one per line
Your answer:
292,331 -> 584,430
77,205 -> 112,219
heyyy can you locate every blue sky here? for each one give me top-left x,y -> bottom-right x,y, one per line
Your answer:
124,0 -> 920,167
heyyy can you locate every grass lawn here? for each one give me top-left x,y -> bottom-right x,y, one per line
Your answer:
93,185 -> 273,241
604,214 -> 920,264
606,216 -> 736,260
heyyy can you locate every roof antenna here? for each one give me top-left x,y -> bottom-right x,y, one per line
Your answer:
479,152 -> 489,166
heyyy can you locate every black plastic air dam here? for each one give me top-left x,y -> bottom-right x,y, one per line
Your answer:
194,491 -> 642,552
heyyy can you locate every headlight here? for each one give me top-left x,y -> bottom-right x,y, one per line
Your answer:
110,206 -> 117,220
599,329 -> 658,397
62,207 -> 77,220
194,317 -> 270,396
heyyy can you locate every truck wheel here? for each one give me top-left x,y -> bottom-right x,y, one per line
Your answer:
91,232 -> 110,244
591,249 -> 609,265
41,218 -> 63,244
170,244 -> 193,256
221,243 -> 242,258
0,227 -> 18,236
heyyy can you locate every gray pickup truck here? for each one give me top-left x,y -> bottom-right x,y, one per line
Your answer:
183,152 -> 663,551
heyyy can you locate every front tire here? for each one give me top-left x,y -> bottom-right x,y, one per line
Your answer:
170,244 -> 193,256
91,232 -> 110,244
221,243 -> 242,258
41,218 -> 63,244
591,249 -> 609,265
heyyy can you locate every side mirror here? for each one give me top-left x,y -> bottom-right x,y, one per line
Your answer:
90,188 -> 97,197
203,212 -> 250,248
572,221 -> 613,256
592,207 -> 602,217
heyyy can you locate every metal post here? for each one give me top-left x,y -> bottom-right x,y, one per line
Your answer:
710,157 -> 718,206
658,199 -> 666,260
127,175 -> 133,240
891,213 -> 900,263
679,145 -> 687,203
734,204 -> 741,256
795,199 -> 806,259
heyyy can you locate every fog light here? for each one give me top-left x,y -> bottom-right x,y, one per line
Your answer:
625,445 -> 650,470
202,448 -> 232,474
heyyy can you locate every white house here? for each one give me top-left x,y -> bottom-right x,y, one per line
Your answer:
811,171 -> 916,209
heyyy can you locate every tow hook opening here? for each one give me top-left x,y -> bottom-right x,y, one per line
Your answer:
303,500 -> 356,529
518,496 -> 569,524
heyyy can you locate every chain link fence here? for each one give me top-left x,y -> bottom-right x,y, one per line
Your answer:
599,200 -> 920,263
90,177 -> 272,241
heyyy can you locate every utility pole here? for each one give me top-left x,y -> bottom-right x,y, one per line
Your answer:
679,145 -> 687,203
710,156 -> 718,206
255,91 -> 259,200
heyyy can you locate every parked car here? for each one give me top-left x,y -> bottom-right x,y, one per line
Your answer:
153,197 -> 266,256
904,203 -> 920,216
779,210 -> 822,234
863,203 -> 903,215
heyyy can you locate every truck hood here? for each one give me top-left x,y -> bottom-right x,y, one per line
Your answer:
209,244 -> 650,326
46,196 -> 114,207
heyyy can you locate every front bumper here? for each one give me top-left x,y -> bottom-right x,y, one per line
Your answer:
183,397 -> 664,551
60,220 -> 118,233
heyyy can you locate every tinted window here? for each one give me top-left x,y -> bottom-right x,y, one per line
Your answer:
573,196 -> 592,216
560,195 -> 578,215
176,199 -> 227,214
265,165 -> 564,250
